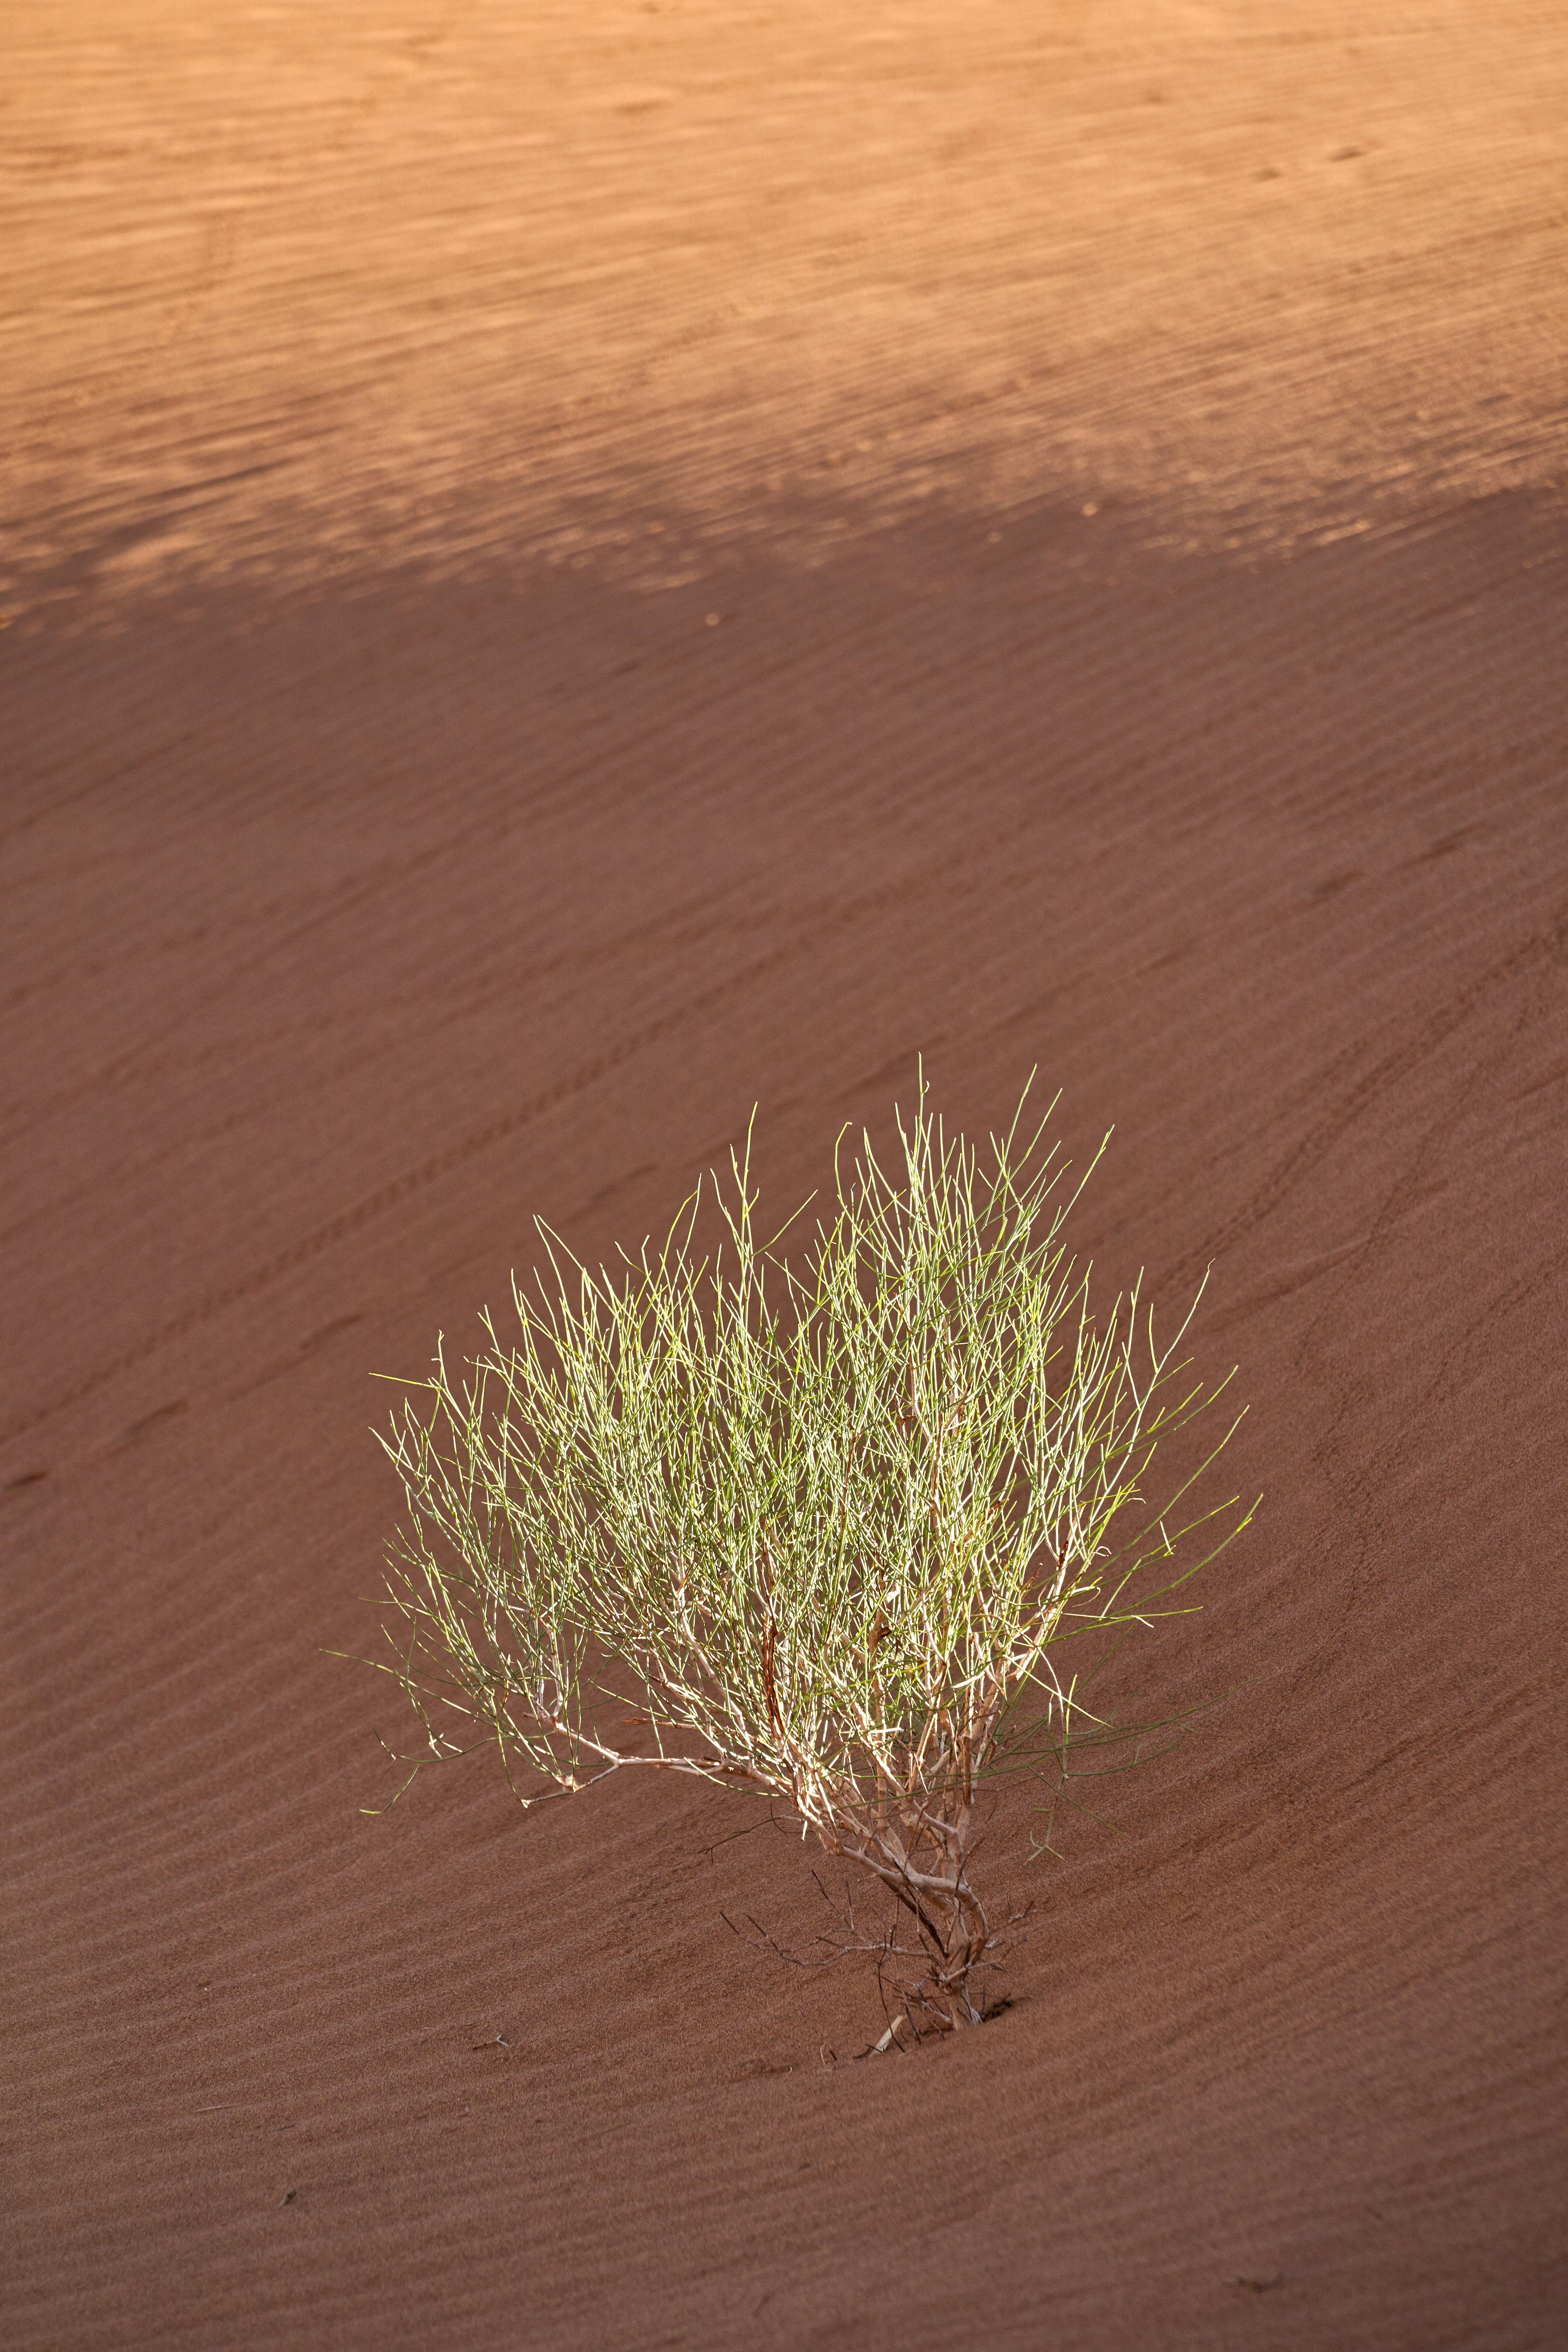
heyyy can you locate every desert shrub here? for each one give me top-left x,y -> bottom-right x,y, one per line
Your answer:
365,1083 -> 1251,2034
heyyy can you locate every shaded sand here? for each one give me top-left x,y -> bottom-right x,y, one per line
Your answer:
4,5 -> 1566,2346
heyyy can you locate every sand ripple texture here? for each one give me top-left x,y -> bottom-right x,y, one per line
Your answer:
3,5 -> 1565,2349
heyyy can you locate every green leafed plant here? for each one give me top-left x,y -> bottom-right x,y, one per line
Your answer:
363,1081 -> 1253,2034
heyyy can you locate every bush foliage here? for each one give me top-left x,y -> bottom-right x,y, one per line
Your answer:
367,1083 -> 1251,2032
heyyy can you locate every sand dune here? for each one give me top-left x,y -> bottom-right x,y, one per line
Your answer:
4,4 -> 1565,2346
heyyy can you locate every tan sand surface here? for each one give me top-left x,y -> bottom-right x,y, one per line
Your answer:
4,4 -> 1566,2345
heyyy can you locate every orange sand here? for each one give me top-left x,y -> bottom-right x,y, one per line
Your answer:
4,5 -> 1565,2345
